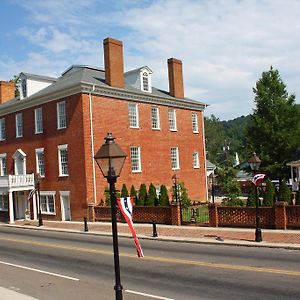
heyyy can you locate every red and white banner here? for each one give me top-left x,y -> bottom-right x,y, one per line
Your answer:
117,197 -> 144,258
27,189 -> 36,201
252,174 -> 266,186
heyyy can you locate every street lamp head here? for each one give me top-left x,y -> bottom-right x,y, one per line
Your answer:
172,174 -> 177,184
94,133 -> 127,178
35,173 -> 42,185
248,152 -> 261,171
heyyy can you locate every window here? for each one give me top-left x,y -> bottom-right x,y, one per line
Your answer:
168,109 -> 177,131
130,146 -> 141,172
193,152 -> 200,168
36,148 -> 45,177
0,118 -> 6,141
171,147 -> 180,170
0,193 -> 8,211
57,101 -> 67,129
35,107 -> 43,134
21,79 -> 27,98
192,113 -> 199,133
58,144 -> 68,176
151,107 -> 160,130
40,192 -> 55,214
142,72 -> 149,92
128,103 -> 139,128
0,154 -> 6,176
15,113 -> 23,138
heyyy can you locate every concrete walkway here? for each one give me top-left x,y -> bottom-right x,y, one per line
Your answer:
2,220 -> 300,250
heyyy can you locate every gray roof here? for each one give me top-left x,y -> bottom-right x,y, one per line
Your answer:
0,65 -> 207,115
206,160 -> 216,170
19,72 -> 57,83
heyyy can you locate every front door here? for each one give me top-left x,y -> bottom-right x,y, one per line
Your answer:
61,194 -> 71,221
14,192 -> 26,219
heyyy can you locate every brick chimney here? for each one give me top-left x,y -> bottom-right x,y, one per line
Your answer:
103,38 -> 124,88
168,58 -> 184,99
0,81 -> 15,104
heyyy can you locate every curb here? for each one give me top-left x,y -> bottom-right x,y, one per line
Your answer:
3,223 -> 300,251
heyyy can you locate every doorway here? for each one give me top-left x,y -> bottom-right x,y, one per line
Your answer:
60,192 -> 71,221
14,191 -> 26,220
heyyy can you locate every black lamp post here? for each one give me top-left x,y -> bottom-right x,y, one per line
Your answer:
172,174 -> 178,204
35,173 -> 43,227
248,152 -> 262,242
94,133 -> 127,300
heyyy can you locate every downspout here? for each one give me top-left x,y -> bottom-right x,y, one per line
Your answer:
201,112 -> 208,202
89,86 -> 97,204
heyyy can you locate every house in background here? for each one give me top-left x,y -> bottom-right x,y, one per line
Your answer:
0,38 -> 207,223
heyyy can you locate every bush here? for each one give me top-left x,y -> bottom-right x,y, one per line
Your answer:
121,184 -> 129,198
159,185 -> 170,206
278,179 -> 292,204
104,187 -> 120,206
296,182 -> 300,205
222,198 -> 245,206
145,183 -> 158,206
138,183 -> 147,206
130,185 -> 137,204
246,185 -> 256,207
178,182 -> 191,209
263,179 -> 275,206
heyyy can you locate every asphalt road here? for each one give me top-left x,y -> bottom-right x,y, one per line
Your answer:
0,226 -> 300,300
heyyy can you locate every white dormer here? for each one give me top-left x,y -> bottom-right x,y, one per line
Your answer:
125,66 -> 153,93
18,72 -> 57,100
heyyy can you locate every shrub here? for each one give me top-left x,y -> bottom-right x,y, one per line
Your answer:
178,182 -> 191,209
246,185 -> 256,207
138,183 -> 147,206
130,185 -> 137,204
121,183 -> 129,198
278,179 -> 292,204
296,182 -> 300,205
145,183 -> 157,206
159,185 -> 170,206
104,187 -> 120,206
222,198 -> 245,206
263,179 -> 275,206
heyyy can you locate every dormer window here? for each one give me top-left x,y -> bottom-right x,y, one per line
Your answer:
142,72 -> 149,92
21,79 -> 27,98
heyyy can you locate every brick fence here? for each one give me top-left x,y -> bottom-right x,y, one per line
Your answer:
88,203 -> 182,226
208,202 -> 300,229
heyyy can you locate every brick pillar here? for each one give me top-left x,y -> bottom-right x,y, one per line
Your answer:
208,203 -> 219,227
275,201 -> 287,229
171,203 -> 181,226
87,203 -> 95,222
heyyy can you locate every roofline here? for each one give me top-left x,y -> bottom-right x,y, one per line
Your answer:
61,65 -> 105,76
19,72 -> 57,83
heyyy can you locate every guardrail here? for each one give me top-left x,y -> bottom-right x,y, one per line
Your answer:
0,174 -> 35,189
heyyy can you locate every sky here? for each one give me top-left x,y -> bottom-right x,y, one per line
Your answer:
1,0 -> 300,120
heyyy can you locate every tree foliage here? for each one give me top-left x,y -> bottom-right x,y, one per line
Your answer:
278,180 -> 292,204
159,185 -> 170,206
145,183 -> 157,206
263,179 -> 275,206
130,185 -> 137,204
246,185 -> 256,207
216,167 -> 241,200
121,183 -> 129,198
296,182 -> 300,205
178,182 -> 191,209
247,66 -> 300,179
138,183 -> 147,206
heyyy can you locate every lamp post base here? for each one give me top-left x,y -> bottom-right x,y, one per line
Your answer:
38,214 -> 43,227
255,228 -> 262,242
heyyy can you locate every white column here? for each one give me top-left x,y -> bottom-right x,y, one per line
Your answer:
33,193 -> 37,221
8,191 -> 14,224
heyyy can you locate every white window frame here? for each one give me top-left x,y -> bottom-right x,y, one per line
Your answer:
40,191 -> 56,215
171,147 -> 180,170
57,101 -> 67,129
0,118 -> 6,141
15,113 -> 23,138
35,107 -> 43,134
128,103 -> 139,128
0,193 -> 8,211
35,148 -> 45,177
168,109 -> 177,131
130,146 -> 142,173
0,154 -> 7,176
151,107 -> 160,130
58,144 -> 68,177
192,112 -> 199,133
193,152 -> 200,169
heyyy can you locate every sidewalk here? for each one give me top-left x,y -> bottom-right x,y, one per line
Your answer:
3,220 -> 300,250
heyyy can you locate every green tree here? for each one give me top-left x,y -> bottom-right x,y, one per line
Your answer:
104,187 -> 120,206
177,182 -> 191,209
296,182 -> 300,205
10,75 -> 20,97
263,179 -> 275,206
145,183 -> 157,206
246,185 -> 256,207
159,185 -> 170,206
247,66 -> 300,179
278,180 -> 292,204
216,167 -> 241,200
130,185 -> 137,204
138,183 -> 147,206
121,183 -> 129,198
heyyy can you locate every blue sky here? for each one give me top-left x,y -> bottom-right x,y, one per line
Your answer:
1,0 -> 300,120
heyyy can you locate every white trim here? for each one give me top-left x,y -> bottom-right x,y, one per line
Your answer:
40,191 -> 56,215
34,107 -> 43,134
57,101 -> 67,130
0,118 -> 6,141
35,148 -> 45,177
59,191 -> 70,197
130,146 -> 142,173
15,113 -> 23,138
58,144 -> 68,177
13,149 -> 26,175
151,107 -> 160,130
193,151 -> 200,169
0,153 -> 6,176
171,147 -> 180,170
168,109 -> 177,131
128,103 -> 139,128
192,112 -> 199,133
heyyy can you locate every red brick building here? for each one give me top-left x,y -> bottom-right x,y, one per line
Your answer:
0,38 -> 207,223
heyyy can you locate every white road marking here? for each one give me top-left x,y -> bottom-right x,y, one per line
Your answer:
0,260 -> 79,281
125,289 -> 175,300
